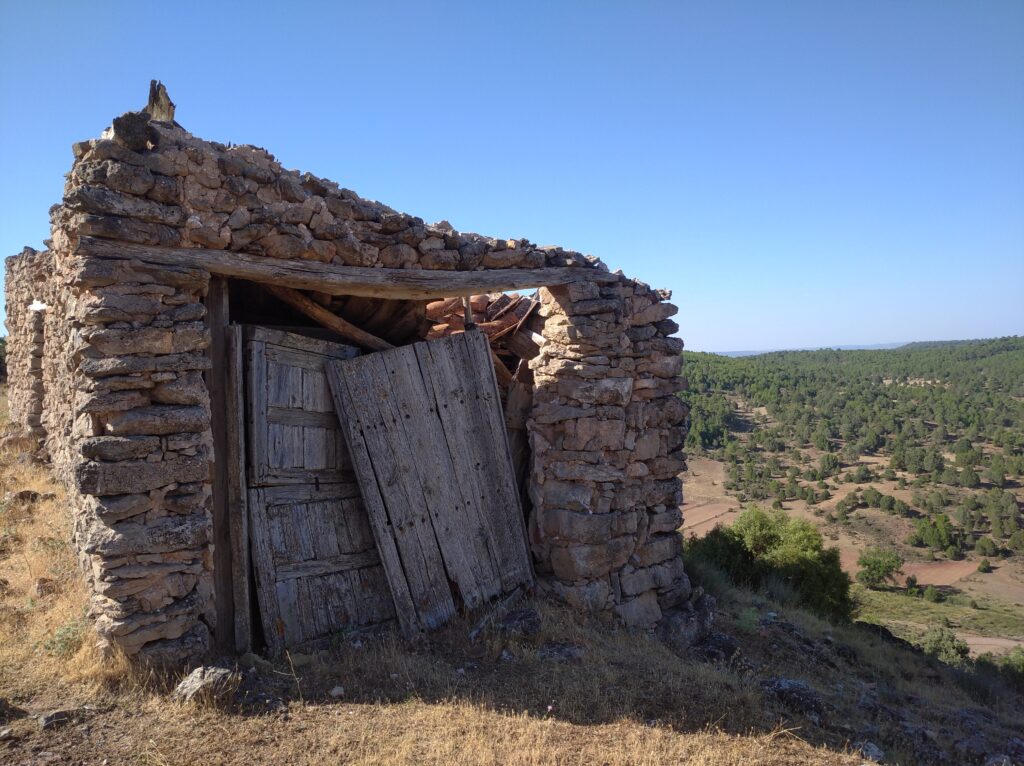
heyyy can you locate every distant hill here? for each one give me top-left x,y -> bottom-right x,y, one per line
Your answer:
716,342 -> 904,357
713,336 -> 1022,357
896,339 -> 989,350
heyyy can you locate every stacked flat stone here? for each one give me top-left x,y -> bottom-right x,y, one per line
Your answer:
71,257 -> 214,660
3,249 -> 52,451
52,117 -> 602,273
528,280 -> 690,627
5,106 -> 691,661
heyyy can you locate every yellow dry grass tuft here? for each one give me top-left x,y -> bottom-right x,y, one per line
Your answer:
0,444 -> 139,699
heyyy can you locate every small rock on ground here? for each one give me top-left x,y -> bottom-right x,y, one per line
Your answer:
537,642 -> 585,662
287,652 -> 314,669
39,709 -> 79,730
32,578 -> 58,597
172,666 -> 239,705
853,741 -> 885,762
495,608 -> 541,637
0,697 -> 28,722
692,632 -> 740,663
760,678 -> 827,725
983,755 -> 1012,766
238,652 -> 274,672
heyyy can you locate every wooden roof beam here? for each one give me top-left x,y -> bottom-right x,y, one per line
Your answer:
75,237 -> 618,300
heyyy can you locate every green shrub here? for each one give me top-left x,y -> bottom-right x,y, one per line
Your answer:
760,573 -> 799,607
43,617 -> 86,658
904,574 -> 919,597
685,507 -> 852,622
734,607 -> 760,634
977,558 -> 992,573
974,537 -> 997,557
855,547 -> 903,589
923,585 -> 941,603
683,557 -> 734,604
919,626 -> 969,666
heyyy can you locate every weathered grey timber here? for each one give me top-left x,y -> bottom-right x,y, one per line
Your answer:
327,329 -> 534,637
244,327 -> 359,487
75,237 -> 617,299
244,330 -> 393,652
248,483 -> 394,652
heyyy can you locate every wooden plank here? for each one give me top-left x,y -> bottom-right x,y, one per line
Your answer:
266,407 -> 339,429
226,325 -> 252,653
243,330 -> 400,651
276,550 -> 381,580
459,329 -> 535,584
245,340 -> 270,485
502,327 -> 543,360
204,277 -> 234,653
265,284 -> 394,351
504,364 -> 534,515
261,482 -> 362,504
266,345 -> 355,372
76,236 -> 618,299
376,347 -> 502,608
247,328 -> 359,487
251,480 -> 393,651
416,333 -> 531,592
245,325 -> 360,357
335,356 -> 457,628
325,361 -> 423,638
326,331 -> 533,635
247,488 -> 287,654
258,467 -> 351,486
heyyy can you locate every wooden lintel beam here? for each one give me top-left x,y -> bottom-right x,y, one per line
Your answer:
75,237 -> 618,300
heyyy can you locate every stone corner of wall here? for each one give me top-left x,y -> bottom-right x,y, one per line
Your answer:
527,270 -> 692,630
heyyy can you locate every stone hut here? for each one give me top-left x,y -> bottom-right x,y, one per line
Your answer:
3,85 -> 691,663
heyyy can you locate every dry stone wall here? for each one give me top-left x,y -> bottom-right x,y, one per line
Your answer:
4,248 -> 53,451
58,115 -> 604,273
528,280 -> 690,626
68,256 -> 215,662
5,106 -> 692,661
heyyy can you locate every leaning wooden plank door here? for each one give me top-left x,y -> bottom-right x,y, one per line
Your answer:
326,327 -> 534,637
244,327 -> 395,653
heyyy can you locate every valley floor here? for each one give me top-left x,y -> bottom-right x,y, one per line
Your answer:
682,455 -> 1024,658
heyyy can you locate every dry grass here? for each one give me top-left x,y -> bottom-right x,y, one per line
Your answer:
96,703 -> 855,766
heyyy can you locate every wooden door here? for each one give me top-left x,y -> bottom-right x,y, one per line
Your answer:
246,327 -> 359,487
244,327 -> 395,653
326,328 -> 534,638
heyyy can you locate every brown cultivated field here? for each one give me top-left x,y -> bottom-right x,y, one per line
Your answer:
681,457 -> 741,538
680,449 -> 1024,657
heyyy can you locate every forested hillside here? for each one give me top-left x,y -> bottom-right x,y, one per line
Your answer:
683,337 -> 1024,556
680,337 -> 1024,671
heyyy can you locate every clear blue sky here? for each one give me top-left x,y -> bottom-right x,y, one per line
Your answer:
1,1 -> 1021,352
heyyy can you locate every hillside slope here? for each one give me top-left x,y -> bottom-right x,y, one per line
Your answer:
2,434 -> 1023,764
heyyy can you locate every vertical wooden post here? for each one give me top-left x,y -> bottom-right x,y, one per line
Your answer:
226,325 -> 252,652
205,277 -> 235,653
